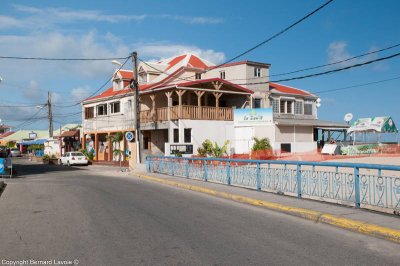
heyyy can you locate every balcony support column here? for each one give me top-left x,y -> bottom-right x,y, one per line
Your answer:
150,94 -> 156,121
175,90 -> 186,118
213,92 -> 222,120
194,91 -> 205,119
165,91 -> 172,121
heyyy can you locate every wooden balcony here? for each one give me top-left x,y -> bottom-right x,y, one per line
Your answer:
140,105 -> 234,123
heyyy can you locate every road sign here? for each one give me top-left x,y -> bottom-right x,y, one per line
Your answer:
125,131 -> 134,142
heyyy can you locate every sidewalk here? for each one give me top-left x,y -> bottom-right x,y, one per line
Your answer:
130,165 -> 400,242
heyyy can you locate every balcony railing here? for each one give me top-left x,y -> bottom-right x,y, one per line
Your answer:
140,105 -> 234,123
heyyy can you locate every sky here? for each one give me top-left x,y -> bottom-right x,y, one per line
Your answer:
0,0 -> 400,131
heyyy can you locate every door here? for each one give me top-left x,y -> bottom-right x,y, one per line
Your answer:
234,127 -> 254,154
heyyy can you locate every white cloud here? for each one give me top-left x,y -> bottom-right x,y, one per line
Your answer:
326,41 -> 382,70
321,97 -> 335,104
0,31 -> 130,81
3,4 -> 223,30
155,14 -> 224,24
137,44 -> 226,64
70,86 -> 91,103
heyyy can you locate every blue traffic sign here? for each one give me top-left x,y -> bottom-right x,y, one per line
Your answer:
125,131 -> 134,142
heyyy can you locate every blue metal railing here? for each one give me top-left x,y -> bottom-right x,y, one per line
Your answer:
34,150 -> 44,157
146,156 -> 400,212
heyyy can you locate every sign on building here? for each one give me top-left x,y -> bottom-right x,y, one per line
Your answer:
234,108 -> 273,127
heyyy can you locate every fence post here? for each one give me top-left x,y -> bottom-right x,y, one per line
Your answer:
171,158 -> 175,176
186,159 -> 189,179
297,164 -> 302,198
256,162 -> 261,191
227,161 -> 231,186
146,156 -> 150,172
204,160 -> 208,182
354,166 -> 360,208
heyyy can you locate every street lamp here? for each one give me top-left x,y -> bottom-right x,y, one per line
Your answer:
112,60 -> 123,67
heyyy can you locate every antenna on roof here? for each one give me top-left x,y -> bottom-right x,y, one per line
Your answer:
344,113 -> 353,124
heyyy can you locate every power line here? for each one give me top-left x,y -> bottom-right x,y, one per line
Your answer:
233,51 -> 400,85
207,0 -> 335,71
137,0 -> 335,84
314,75 -> 400,94
269,42 -> 400,77
0,56 -> 130,61
53,56 -> 132,107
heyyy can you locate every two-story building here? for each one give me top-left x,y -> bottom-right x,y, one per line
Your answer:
81,53 -> 348,161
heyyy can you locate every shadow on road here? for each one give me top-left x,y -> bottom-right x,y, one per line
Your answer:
8,158 -> 85,178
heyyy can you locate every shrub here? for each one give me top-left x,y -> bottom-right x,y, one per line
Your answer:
197,139 -> 230,158
251,137 -> 272,151
42,155 -> 50,160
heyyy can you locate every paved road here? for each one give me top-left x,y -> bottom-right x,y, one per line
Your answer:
0,158 -> 399,265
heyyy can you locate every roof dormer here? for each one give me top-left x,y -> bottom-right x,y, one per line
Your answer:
112,69 -> 133,91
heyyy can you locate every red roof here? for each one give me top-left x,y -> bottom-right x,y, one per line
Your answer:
188,55 -> 208,69
165,55 -> 186,71
269,82 -> 314,96
0,132 -> 14,138
119,70 -> 133,80
85,87 -> 133,102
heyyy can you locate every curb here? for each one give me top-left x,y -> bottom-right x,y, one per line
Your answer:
131,172 -> 400,244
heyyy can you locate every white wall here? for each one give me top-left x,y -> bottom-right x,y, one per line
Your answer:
83,95 -> 134,133
165,120 -> 234,156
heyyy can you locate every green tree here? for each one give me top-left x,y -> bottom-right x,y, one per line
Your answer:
251,137 -> 272,151
107,132 -> 124,171
197,139 -> 230,158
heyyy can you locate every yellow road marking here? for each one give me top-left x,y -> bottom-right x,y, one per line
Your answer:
131,173 -> 400,243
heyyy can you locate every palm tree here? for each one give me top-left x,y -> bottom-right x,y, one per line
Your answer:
251,137 -> 272,151
107,132 -> 124,171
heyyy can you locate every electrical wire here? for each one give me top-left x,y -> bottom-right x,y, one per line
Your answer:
232,51 -> 400,85
0,56 -> 130,61
314,75 -> 400,94
136,0 -> 335,84
52,55 -> 132,107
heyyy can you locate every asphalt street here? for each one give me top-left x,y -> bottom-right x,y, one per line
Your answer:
0,158 -> 399,265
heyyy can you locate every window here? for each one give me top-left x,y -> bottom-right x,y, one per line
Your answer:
304,100 -> 314,115
173,129 -> 179,143
96,104 -> 107,116
85,107 -> 94,119
220,71 -> 225,79
184,128 -> 191,143
254,67 -> 261,77
110,101 -> 120,114
295,101 -> 303,115
254,98 -> 262,108
279,100 -> 294,114
139,73 -> 147,83
271,98 -> 279,113
287,101 -> 293,114
195,73 -> 202,80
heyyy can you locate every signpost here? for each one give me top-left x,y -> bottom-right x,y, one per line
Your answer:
125,131 -> 134,142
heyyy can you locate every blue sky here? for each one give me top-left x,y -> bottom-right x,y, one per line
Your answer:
0,0 -> 400,130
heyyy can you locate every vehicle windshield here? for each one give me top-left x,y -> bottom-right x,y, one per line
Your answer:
71,152 -> 85,156
11,148 -> 19,151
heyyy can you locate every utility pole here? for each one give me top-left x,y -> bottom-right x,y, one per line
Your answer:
132,51 -> 141,163
47,91 -> 53,137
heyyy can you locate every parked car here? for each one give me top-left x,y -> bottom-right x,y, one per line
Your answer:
10,148 -> 21,157
58,152 -> 88,166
